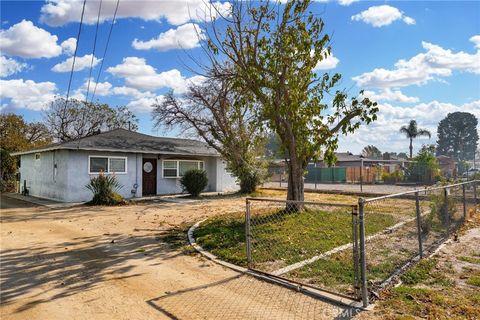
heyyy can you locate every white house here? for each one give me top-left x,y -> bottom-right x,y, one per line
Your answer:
12,129 -> 238,202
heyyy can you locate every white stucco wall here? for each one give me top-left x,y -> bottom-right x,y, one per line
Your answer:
155,155 -> 237,194
214,158 -> 239,192
65,151 -> 142,202
19,150 -> 70,201
19,150 -> 238,202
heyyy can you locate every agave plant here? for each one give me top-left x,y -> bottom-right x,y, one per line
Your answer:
86,172 -> 123,205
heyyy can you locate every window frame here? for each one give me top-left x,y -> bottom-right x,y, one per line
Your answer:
162,159 -> 205,179
88,155 -> 128,174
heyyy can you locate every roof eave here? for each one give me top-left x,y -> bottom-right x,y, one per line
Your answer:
12,146 -> 219,157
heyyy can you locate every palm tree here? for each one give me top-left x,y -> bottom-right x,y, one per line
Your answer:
400,120 -> 431,158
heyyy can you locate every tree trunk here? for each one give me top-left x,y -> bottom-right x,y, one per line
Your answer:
409,138 -> 413,159
286,159 -> 305,212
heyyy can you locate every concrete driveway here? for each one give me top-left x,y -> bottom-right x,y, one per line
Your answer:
0,194 -> 353,320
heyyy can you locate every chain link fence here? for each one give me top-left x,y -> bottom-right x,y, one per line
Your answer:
245,198 -> 360,300
245,180 -> 478,307
359,180 -> 478,306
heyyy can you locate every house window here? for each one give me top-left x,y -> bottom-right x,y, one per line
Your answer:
162,160 -> 204,178
35,153 -> 41,160
89,156 -> 127,174
163,160 -> 177,177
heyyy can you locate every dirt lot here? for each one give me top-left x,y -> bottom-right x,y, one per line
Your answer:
359,216 -> 480,319
0,193 -> 357,320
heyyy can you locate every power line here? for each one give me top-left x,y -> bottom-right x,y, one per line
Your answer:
90,0 -> 120,103
65,0 -> 87,104
85,0 -> 103,103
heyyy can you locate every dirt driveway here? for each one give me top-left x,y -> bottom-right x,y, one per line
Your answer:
0,194 -> 354,320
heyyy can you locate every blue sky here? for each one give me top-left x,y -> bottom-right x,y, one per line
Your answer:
1,0 -> 479,155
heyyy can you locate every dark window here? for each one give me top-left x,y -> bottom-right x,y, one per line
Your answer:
90,157 -> 108,173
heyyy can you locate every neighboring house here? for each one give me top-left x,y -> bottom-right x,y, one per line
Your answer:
436,155 -> 456,178
12,129 -> 238,202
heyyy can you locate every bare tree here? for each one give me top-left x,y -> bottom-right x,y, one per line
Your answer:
44,98 -> 138,142
152,75 -> 265,193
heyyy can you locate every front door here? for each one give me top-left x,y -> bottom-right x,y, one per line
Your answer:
142,159 -> 157,196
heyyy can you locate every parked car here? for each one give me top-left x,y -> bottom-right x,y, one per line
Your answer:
462,168 -> 480,178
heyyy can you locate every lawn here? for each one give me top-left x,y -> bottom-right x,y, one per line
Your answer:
194,206 -> 397,269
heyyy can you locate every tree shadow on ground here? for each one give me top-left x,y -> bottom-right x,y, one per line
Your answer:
0,228 -> 184,313
147,273 -> 360,320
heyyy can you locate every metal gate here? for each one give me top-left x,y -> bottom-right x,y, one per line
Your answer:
245,198 -> 364,302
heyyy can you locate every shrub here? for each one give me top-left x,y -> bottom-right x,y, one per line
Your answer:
239,170 -> 262,194
86,173 -> 124,205
180,169 -> 208,197
381,170 -> 404,184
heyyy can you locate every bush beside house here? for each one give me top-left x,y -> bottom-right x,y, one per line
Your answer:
86,173 -> 125,205
180,169 -> 208,197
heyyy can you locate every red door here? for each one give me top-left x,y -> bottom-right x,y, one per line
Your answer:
142,159 -> 157,196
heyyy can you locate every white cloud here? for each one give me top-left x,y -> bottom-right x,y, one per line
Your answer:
362,89 -> 419,103
313,52 -> 340,71
126,95 -> 164,113
0,20 -> 63,58
0,79 -> 57,110
353,41 -> 480,88
402,16 -> 416,25
76,79 -> 112,97
351,5 -> 415,27
106,56 -> 203,93
52,54 -> 101,72
40,0 -> 231,27
112,86 -> 151,99
61,37 -> 77,55
337,0 -> 358,6
470,35 -> 480,49
132,23 -> 204,51
339,100 -> 480,154
0,56 -> 27,77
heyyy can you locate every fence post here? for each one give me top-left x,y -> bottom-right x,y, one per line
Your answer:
352,206 -> 360,299
415,192 -> 423,258
314,162 -> 318,190
444,187 -> 450,234
462,184 -> 467,220
474,181 -> 478,214
358,198 -> 368,307
246,199 -> 252,267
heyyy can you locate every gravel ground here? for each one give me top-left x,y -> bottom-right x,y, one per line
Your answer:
0,194 -> 355,320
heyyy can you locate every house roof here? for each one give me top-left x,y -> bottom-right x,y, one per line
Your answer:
12,128 -> 219,157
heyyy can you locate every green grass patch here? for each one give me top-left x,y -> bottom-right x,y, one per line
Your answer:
467,275 -> 480,287
379,285 -> 480,318
401,259 -> 437,285
195,207 -> 396,268
458,256 -> 480,265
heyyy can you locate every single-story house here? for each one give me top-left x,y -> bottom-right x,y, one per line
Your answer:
12,128 -> 238,202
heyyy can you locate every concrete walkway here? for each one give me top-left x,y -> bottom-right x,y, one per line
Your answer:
1,193 -> 83,209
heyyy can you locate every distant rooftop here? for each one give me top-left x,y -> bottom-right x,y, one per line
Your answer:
12,128 -> 218,157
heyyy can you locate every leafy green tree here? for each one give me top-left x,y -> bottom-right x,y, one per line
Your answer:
400,120 -> 431,159
361,145 -> 382,159
406,144 -> 440,184
0,114 -> 52,152
0,114 -> 52,192
436,112 -> 479,161
205,0 -> 378,202
45,98 -> 138,142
